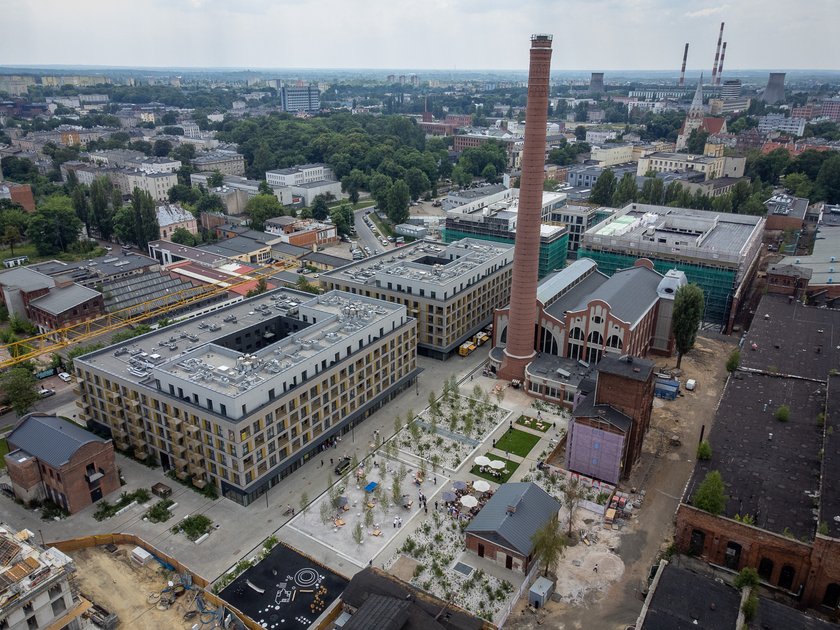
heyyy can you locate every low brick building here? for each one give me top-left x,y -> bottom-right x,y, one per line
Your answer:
766,263 -> 811,297
28,282 -> 104,334
566,355 -> 655,484
674,295 -> 840,614
4,414 -> 120,513
465,483 -> 560,574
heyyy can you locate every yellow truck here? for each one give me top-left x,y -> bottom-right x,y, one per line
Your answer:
459,342 -> 477,357
475,332 -> 490,346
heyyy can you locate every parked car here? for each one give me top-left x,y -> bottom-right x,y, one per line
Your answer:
58,372 -> 72,383
334,457 -> 352,475
38,388 -> 55,398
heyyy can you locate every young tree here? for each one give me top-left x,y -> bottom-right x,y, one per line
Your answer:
391,475 -> 403,505
531,515 -> 567,577
311,195 -> 330,221
207,171 -> 224,188
0,367 -> 39,415
692,470 -> 726,515
299,491 -> 309,518
726,349 -> 741,373
559,477 -> 587,536
245,194 -> 285,231
130,188 -> 159,250
3,226 -> 21,255
170,226 -> 197,246
27,195 -> 82,255
341,169 -> 367,204
319,501 -> 332,526
672,284 -> 705,368
352,522 -> 364,545
589,169 -> 616,206
611,172 -> 637,206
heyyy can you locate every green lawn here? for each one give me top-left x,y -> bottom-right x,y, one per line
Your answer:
368,212 -> 395,237
0,439 -> 9,469
327,199 -> 375,211
470,454 -> 518,484
0,242 -> 107,265
494,428 -> 541,458
516,415 -> 550,433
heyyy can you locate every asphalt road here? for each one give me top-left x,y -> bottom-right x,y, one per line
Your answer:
1,374 -> 78,432
353,208 -> 392,256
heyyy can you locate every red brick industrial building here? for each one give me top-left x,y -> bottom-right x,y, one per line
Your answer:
4,414 -> 120,513
674,295 -> 840,615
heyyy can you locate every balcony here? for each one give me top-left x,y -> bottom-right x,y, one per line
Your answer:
114,439 -> 129,450
188,453 -> 204,467
111,426 -> 128,439
126,398 -> 140,408
85,469 -> 104,484
173,456 -> 187,468
128,424 -> 145,438
185,424 -> 199,437
74,399 -> 87,409
192,477 -> 207,490
133,447 -> 147,460
172,444 -> 187,457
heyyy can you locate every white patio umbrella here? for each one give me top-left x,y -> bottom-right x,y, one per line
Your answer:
460,495 -> 479,508
472,479 -> 491,493
474,456 -> 491,467
489,460 -> 505,470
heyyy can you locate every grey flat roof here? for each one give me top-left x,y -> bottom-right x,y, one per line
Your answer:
301,251 -> 350,268
597,354 -> 655,382
271,242 -> 309,257
7,415 -> 107,468
684,371 -> 823,540
201,236 -> 270,256
0,267 -> 53,291
447,184 -> 506,201
30,253 -> 157,279
291,180 -> 338,189
780,226 -> 840,286
466,483 -> 560,556
30,283 -> 100,315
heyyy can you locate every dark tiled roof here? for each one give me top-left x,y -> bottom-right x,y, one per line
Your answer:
466,483 -> 561,556
821,374 -> 840,538
641,564 -> 740,630
573,393 -> 632,432
301,252 -> 350,268
754,595 -> 837,629
343,594 -> 411,630
341,568 -> 483,630
7,415 -> 107,468
685,372 -> 824,540
740,295 -> 840,380
597,354 -> 655,383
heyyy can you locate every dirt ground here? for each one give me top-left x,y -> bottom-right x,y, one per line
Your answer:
69,545 -> 213,630
505,335 -> 735,630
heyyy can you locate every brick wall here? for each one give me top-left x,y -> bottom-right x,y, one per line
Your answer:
675,503 -> 840,609
595,370 -> 654,476
5,454 -> 44,502
39,441 -> 120,514
465,533 -> 529,573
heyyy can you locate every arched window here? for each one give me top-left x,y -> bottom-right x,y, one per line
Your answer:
758,558 -> 774,581
606,334 -> 623,350
823,583 -> 840,609
587,330 -> 603,345
569,327 -> 584,340
540,328 -> 558,356
778,565 -> 795,591
500,326 -> 507,344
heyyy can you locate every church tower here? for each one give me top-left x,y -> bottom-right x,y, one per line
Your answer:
676,74 -> 705,150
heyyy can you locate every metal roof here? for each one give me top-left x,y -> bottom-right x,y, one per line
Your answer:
466,483 -> 560,556
29,283 -> 100,316
537,258 -> 598,306
0,267 -> 54,291
7,415 -> 107,468
568,265 -> 663,325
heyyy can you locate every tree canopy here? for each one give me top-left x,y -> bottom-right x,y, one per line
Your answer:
692,470 -> 727,516
672,283 -> 705,368
246,194 -> 287,231
531,515 -> 566,577
27,194 -> 83,255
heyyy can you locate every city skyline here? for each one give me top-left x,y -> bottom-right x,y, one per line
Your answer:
1,0 -> 838,72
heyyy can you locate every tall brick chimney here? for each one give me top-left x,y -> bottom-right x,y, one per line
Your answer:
498,34 -> 553,382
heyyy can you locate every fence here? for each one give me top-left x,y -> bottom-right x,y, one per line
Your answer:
496,560 -> 541,628
47,533 -> 262,630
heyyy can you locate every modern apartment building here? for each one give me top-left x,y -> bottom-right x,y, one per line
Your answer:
579,203 -> 765,330
757,113 -> 806,137
441,191 -> 569,278
74,290 -> 418,505
0,524 -> 85,630
279,85 -> 320,113
191,151 -> 246,176
550,203 -> 613,255
265,164 -> 334,188
320,239 -> 514,359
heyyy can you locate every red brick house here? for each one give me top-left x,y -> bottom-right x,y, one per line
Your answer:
4,414 -> 120,513
465,483 -> 560,574
28,282 -> 104,334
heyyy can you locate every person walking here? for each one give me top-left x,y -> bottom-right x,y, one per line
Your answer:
593,564 -> 598,574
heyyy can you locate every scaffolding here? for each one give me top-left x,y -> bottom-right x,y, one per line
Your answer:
442,228 -> 569,279
577,248 -> 736,327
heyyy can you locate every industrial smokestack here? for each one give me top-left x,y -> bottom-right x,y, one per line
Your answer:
679,43 -> 689,87
716,42 -> 727,85
710,22 -> 725,86
590,72 -> 604,94
498,34 -> 553,382
762,73 -> 786,105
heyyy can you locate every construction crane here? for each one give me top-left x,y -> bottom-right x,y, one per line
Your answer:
0,260 -> 300,370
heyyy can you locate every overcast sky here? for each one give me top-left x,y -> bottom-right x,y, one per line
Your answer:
2,0 -> 838,72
